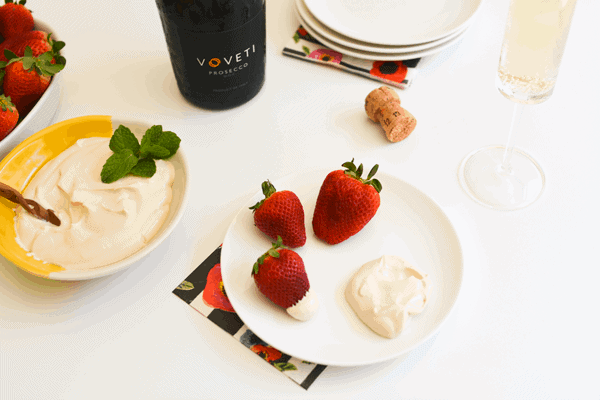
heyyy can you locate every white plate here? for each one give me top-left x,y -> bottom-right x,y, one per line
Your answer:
303,0 -> 483,46
221,169 -> 463,366
298,11 -> 469,61
296,0 -> 469,54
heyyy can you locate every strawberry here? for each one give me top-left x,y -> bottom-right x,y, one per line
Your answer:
252,237 -> 318,321
0,35 -> 19,61
0,94 -> 18,141
0,0 -> 34,39
312,159 -> 382,245
0,46 -> 65,115
249,180 -> 306,248
14,33 -> 65,62
16,29 -> 47,41
0,31 -> 51,61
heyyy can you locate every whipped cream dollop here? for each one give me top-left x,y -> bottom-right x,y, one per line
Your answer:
346,255 -> 431,338
15,137 -> 175,270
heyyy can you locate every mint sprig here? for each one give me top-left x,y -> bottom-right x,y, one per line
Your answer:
100,125 -> 180,184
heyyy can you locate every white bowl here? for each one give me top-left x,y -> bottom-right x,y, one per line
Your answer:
0,115 -> 190,281
0,19 -> 62,160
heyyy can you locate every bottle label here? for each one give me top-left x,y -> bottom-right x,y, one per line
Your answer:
167,5 -> 266,97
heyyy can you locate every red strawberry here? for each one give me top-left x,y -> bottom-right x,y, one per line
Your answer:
249,180 -> 306,248
0,0 -> 34,39
0,94 -> 19,141
312,159 -> 382,245
14,37 -> 50,58
252,237 -> 318,321
16,29 -> 48,41
1,46 -> 65,115
14,32 -> 64,62
0,35 -> 19,61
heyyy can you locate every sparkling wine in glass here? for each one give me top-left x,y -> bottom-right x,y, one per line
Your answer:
459,0 -> 578,210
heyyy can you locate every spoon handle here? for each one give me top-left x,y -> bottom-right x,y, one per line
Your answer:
0,182 -> 61,226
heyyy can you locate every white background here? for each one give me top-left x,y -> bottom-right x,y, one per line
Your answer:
1,0 -> 599,398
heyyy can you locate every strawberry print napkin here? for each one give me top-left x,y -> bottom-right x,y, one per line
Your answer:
283,26 -> 421,89
173,245 -> 327,390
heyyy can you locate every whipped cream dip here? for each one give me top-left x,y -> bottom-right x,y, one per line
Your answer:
346,255 -> 431,338
15,137 -> 175,270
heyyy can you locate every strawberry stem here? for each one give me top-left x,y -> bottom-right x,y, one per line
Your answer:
342,159 -> 383,193
249,180 -> 277,211
0,95 -> 16,112
252,236 -> 285,275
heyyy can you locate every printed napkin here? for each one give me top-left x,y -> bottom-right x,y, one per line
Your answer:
173,245 -> 327,390
283,26 -> 421,89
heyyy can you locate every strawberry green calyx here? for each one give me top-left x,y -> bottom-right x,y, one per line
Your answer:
249,180 -> 277,212
252,235 -> 284,275
341,158 -> 383,193
1,44 -> 65,77
46,33 -> 67,66
0,95 -> 15,112
4,0 -> 27,5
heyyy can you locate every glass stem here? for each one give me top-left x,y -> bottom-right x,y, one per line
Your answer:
501,102 -> 525,172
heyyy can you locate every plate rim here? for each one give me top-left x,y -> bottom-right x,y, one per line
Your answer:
220,168 -> 464,366
297,10 -> 470,61
295,0 -> 470,54
303,0 -> 483,46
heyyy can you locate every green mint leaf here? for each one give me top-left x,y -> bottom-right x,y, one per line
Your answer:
155,130 -> 181,158
24,46 -> 32,58
140,125 -> 180,159
101,149 -> 139,183
140,144 -> 170,159
140,125 -> 163,149
128,158 -> 156,178
109,125 -> 140,154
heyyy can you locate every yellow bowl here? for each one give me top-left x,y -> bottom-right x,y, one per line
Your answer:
0,115 -> 190,280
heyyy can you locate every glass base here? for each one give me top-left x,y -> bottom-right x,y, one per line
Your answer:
458,145 -> 545,210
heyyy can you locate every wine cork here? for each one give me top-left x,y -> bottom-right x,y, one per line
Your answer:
365,86 -> 400,123
365,86 -> 416,143
379,104 -> 417,143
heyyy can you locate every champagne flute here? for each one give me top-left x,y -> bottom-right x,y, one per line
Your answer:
458,0 -> 578,210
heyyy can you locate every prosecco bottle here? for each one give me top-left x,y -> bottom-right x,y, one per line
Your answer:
155,0 -> 266,110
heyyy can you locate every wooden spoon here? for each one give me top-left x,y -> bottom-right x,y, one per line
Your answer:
0,182 -> 61,226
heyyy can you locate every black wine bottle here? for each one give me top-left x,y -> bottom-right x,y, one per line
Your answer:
156,0 -> 266,110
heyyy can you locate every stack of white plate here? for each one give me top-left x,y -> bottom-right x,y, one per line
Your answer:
295,0 -> 483,60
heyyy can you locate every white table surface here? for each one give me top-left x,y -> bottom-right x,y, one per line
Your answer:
1,0 -> 599,398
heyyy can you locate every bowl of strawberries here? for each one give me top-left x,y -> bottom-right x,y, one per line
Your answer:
0,0 -> 66,159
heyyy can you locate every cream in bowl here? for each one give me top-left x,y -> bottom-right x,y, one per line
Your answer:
14,137 -> 176,270
0,115 -> 189,280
